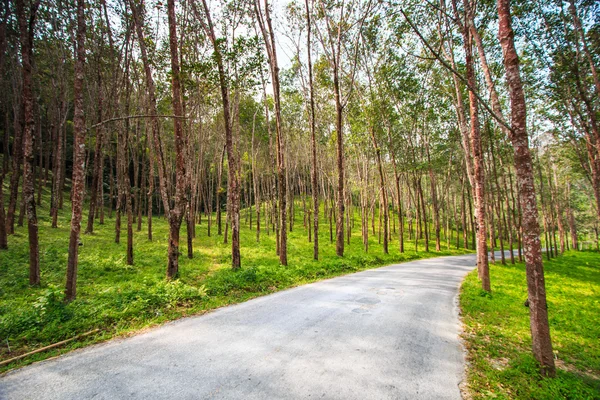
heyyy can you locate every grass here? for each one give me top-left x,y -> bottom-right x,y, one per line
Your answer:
460,251 -> 600,399
0,184 -> 471,373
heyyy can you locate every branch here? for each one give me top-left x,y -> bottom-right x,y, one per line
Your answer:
400,8 -> 513,134
87,114 -> 187,131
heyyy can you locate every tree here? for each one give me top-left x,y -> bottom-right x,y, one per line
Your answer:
15,0 -> 40,285
165,0 -> 187,278
255,0 -> 287,266
454,0 -> 490,291
497,0 -> 556,377
315,0 -> 372,257
305,0 -> 319,260
65,0 -> 86,301
194,0 -> 242,269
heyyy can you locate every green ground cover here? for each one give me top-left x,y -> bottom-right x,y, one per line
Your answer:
0,185 -> 470,372
460,251 -> 600,399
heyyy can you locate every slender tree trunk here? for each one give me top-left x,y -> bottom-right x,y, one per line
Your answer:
148,151 -> 153,241
131,0 -> 175,265
86,70 -> 104,234
567,183 -> 578,250
6,105 -> 23,234
16,0 -> 40,285
217,146 -> 223,235
370,127 -> 388,254
551,170 -> 566,254
426,142 -> 441,251
197,0 -> 240,269
122,76 -> 134,266
0,16 -> 8,243
58,125 -> 66,209
165,0 -> 187,278
461,0 -> 490,291
65,0 -> 86,301
254,0 -> 287,265
0,169 -> 6,249
251,113 -> 261,243
138,142 -> 146,232
35,117 -> 42,206
498,0 -> 555,376
51,118 -> 62,227
306,0 -> 318,260
417,177 -> 429,252
334,78 -> 345,257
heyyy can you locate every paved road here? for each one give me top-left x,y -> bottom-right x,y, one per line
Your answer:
0,253 -> 478,400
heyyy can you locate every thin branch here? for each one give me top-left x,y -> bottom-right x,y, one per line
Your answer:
400,8 -> 513,134
87,114 -> 187,131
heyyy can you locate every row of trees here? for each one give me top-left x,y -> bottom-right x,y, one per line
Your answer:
1,0 -> 598,376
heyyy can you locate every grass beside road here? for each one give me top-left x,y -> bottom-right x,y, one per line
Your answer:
460,251 -> 600,399
0,186 -> 471,373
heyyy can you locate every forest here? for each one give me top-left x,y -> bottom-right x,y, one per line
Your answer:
0,0 -> 599,395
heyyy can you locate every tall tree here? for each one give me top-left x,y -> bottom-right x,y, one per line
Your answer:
15,0 -> 40,284
497,0 -> 555,376
165,0 -> 187,278
255,0 -> 287,265
65,0 -> 86,301
194,0 -> 242,269
315,0 -> 371,256
456,0 -> 490,291
85,63 -> 104,234
0,0 -> 10,250
305,0 -> 319,260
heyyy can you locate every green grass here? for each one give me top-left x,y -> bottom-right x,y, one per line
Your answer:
0,185 -> 471,372
460,251 -> 600,399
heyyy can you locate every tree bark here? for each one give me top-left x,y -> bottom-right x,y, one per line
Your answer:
254,0 -> 287,265
387,128 -> 404,253
370,127 -> 388,254
498,0 -> 555,376
305,0 -> 319,260
165,0 -> 187,278
65,0 -> 86,301
197,0 -> 241,269
6,104 -> 23,234
460,0 -> 490,291
16,0 -> 40,285
85,68 -> 104,234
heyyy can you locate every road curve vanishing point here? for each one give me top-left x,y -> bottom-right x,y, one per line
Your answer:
0,253 -> 478,400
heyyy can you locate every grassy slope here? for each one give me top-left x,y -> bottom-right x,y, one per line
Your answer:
0,185 -> 471,372
460,251 -> 600,399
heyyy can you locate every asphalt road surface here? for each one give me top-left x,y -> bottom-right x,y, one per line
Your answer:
0,253 -> 478,400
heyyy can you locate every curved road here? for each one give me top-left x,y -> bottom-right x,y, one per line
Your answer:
0,253 -> 477,400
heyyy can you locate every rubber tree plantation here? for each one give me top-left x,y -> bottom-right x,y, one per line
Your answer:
1,0 -> 599,394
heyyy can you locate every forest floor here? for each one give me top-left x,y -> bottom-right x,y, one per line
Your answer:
0,252 -> 476,400
0,184 -> 471,373
460,251 -> 600,399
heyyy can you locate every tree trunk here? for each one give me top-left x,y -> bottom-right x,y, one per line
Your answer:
123,79 -> 134,266
370,127 -> 388,254
0,170 -> 6,249
16,0 -> 41,285
165,0 -> 187,278
254,0 -> 287,265
197,0 -> 240,269
461,0 -> 490,291
6,105 -> 23,234
567,183 -> 578,250
85,69 -> 104,234
65,0 -> 86,301
498,0 -> 555,376
426,141 -> 441,251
